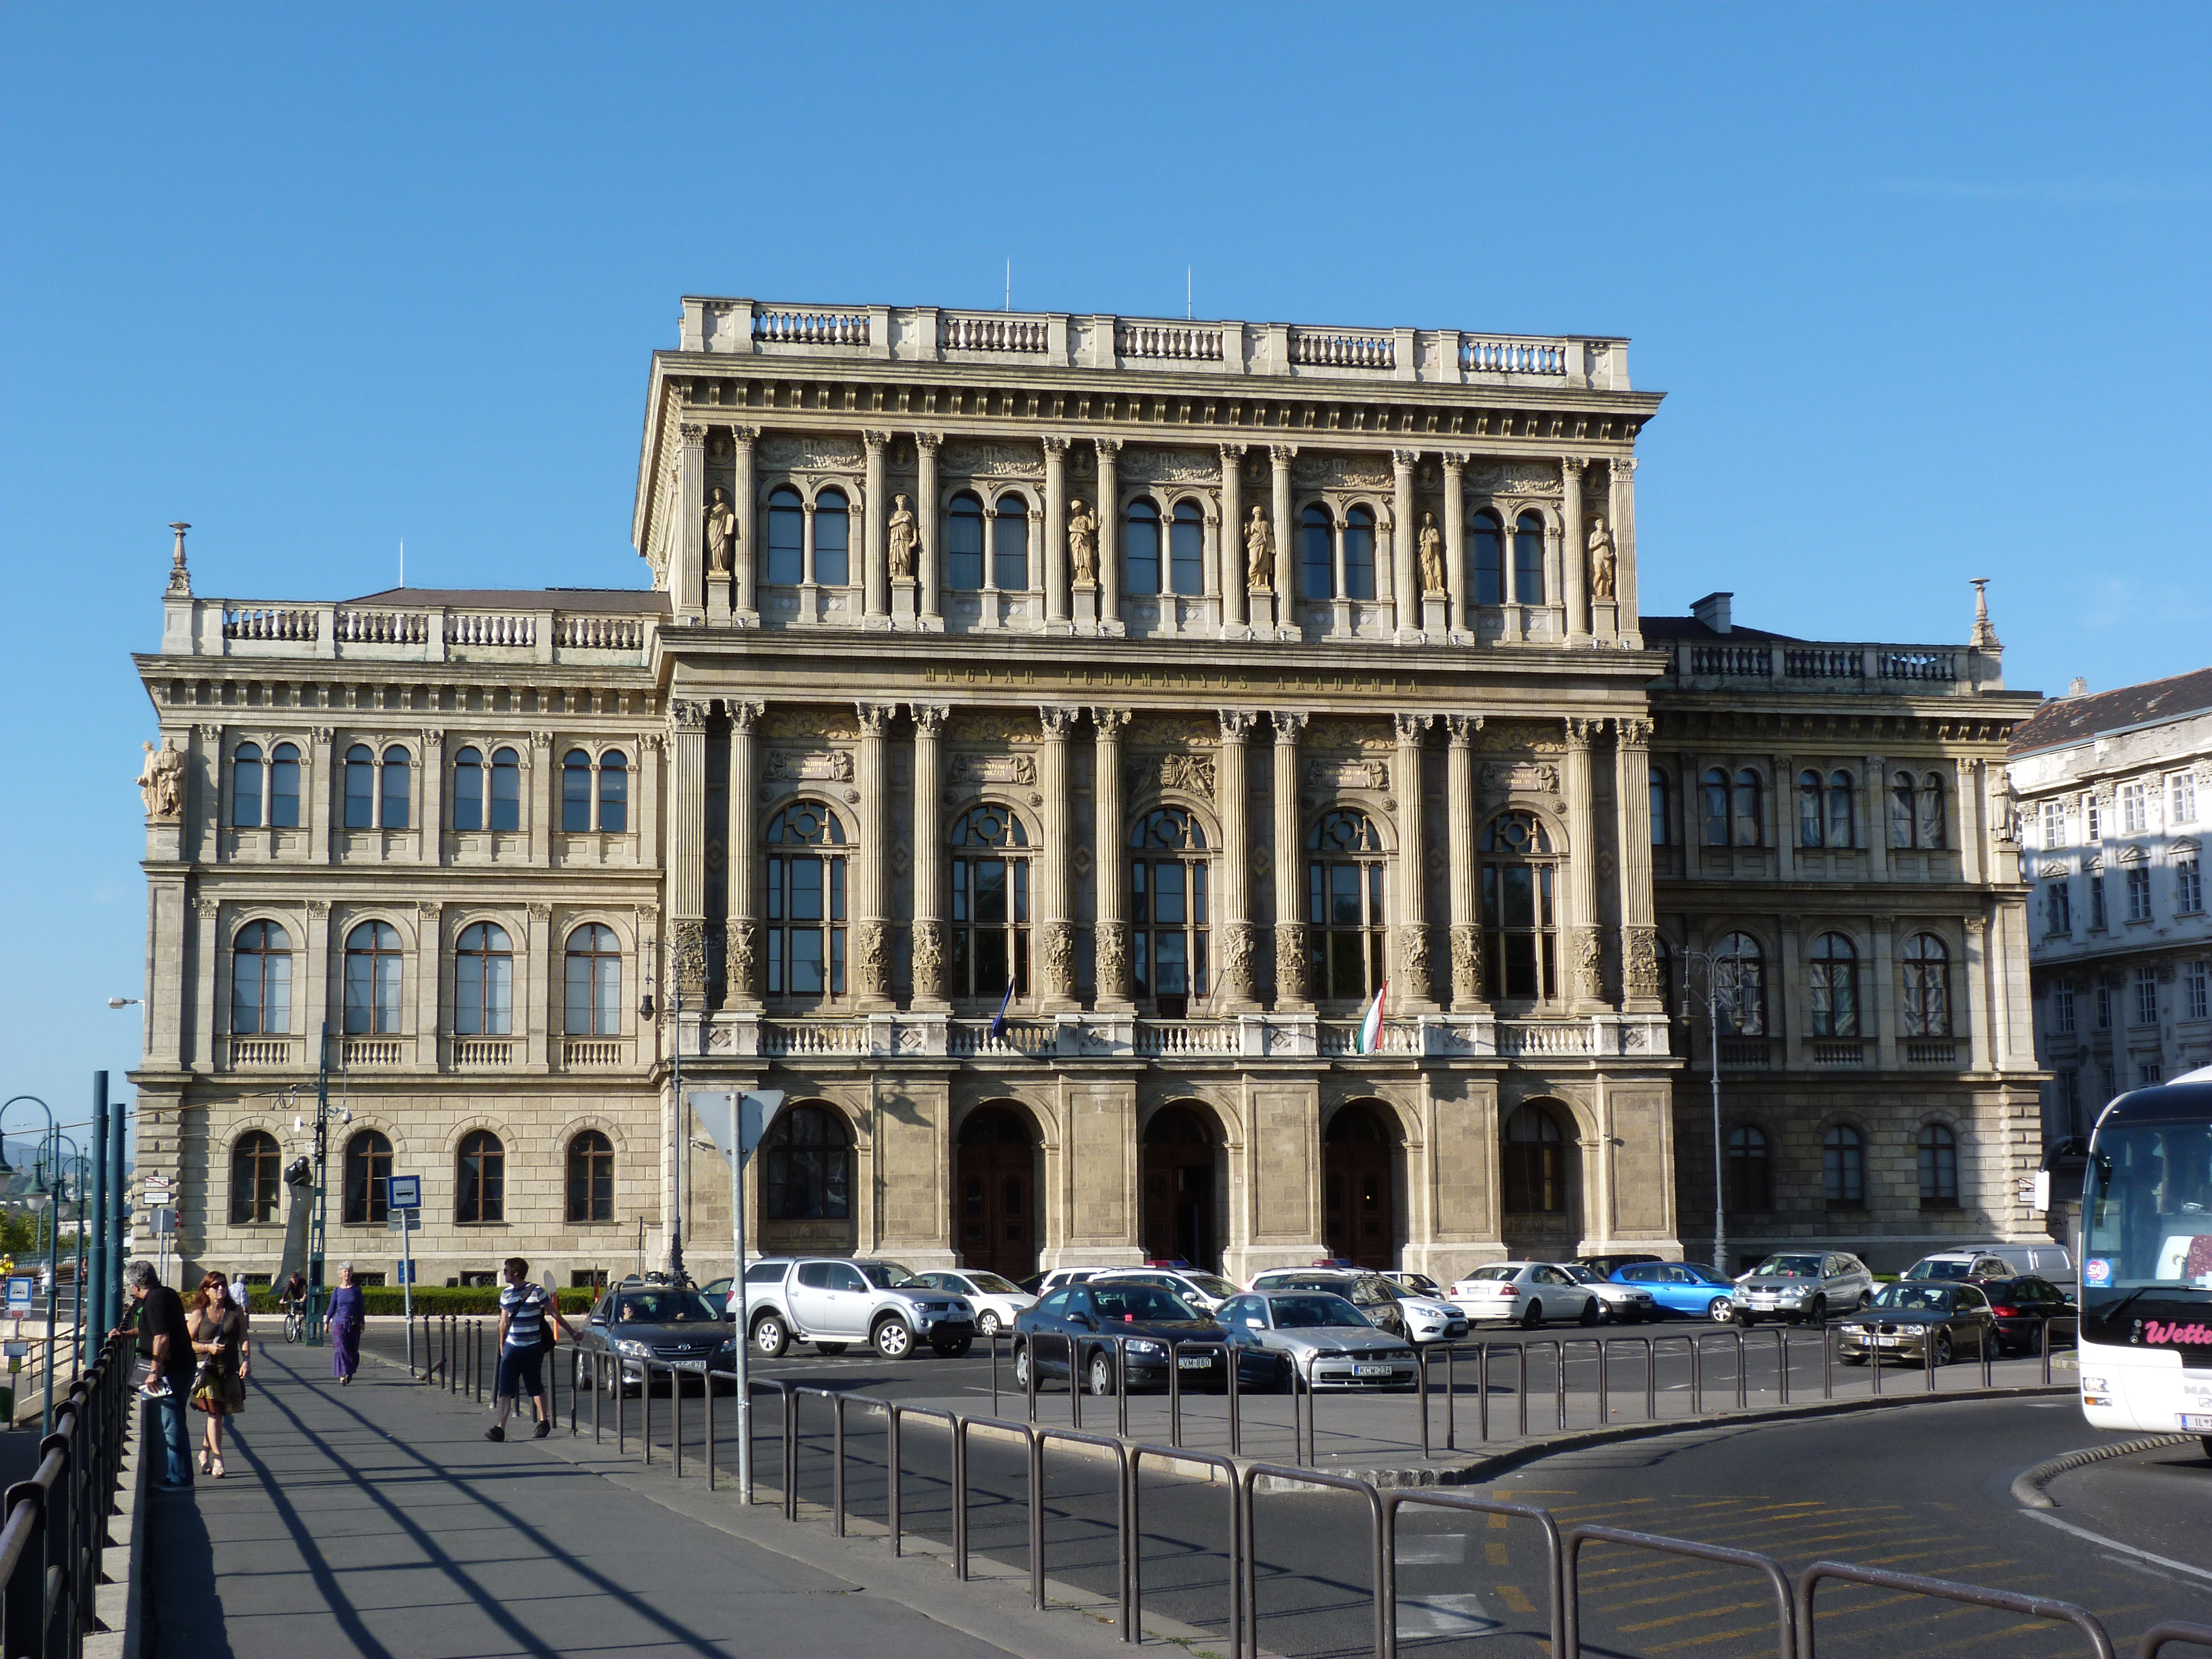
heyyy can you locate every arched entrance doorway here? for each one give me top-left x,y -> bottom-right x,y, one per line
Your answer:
1324,1101 -> 1402,1269
1499,1099 -> 1580,1257
1141,1104 -> 1221,1269
954,1104 -> 1040,1281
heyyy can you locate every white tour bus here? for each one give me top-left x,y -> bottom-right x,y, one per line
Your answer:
2077,1065 -> 2212,1449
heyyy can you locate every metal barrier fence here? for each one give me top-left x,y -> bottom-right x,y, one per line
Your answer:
0,1329 -> 133,1654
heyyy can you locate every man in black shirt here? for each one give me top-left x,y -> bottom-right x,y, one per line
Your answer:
126,1261 -> 197,1488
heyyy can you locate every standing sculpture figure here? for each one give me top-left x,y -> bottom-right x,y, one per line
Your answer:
1417,512 -> 1446,594
1067,500 -> 1099,587
887,493 -> 919,582
1245,504 -> 1274,589
1588,517 -> 1617,600
704,486 -> 736,575
138,737 -> 185,819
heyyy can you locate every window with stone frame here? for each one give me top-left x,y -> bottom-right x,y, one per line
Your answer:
343,1130 -> 391,1225
343,920 -> 403,1035
1512,511 -> 1546,605
1501,1104 -> 1566,1215
1901,932 -> 1951,1036
765,802 -> 848,1001
1711,931 -> 1766,1035
766,485 -> 805,584
1124,498 -> 1204,598
1799,769 -> 1856,848
1703,768 -> 1763,847
343,742 -> 411,830
1308,808 -> 1389,1003
566,1130 -> 614,1223
2176,849 -> 2202,915
945,491 -> 985,590
456,1130 -> 504,1224
763,1104 -> 850,1220
2134,966 -> 2159,1027
814,487 -> 852,586
345,745 -> 376,828
1343,506 -> 1378,601
1822,1125 -> 1865,1207
1725,1124 -> 1773,1211
2086,794 -> 2102,842
230,920 -> 292,1036
598,750 -> 628,832
1470,510 -> 1504,605
992,492 -> 1031,590
949,804 -> 1030,1000
1807,932 -> 1859,1037
564,923 -> 623,1035
1130,806 -> 1209,1017
229,1131 -> 281,1225
1300,504 -> 1336,600
452,746 -> 522,832
2119,780 -> 2148,835
231,743 -> 264,826
2045,879 -> 2072,936
2173,772 -> 2199,826
1649,767 -> 1670,845
455,921 -> 513,1035
2052,979 -> 2075,1036
2096,977 -> 2112,1029
2185,960 -> 2208,1023
2038,800 -> 2067,848
1481,811 -> 1560,1003
1890,770 -> 1947,849
380,746 -> 411,828
1917,1122 -> 1960,1207
2090,874 -> 2108,930
2126,861 -> 2153,923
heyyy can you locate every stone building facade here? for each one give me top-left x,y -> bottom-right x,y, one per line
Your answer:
125,295 -> 2048,1289
2007,669 -> 2212,1138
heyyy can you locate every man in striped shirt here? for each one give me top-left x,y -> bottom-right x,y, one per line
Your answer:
486,1256 -> 576,1441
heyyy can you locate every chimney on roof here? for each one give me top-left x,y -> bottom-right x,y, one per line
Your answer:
1690,591 -> 1733,634
2068,676 -> 2089,698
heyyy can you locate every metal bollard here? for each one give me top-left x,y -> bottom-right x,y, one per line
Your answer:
1691,1332 -> 1704,1413
989,1328 -> 999,1417
616,1354 -> 627,1455
1115,1337 -> 1129,1441
832,1393 -> 847,1536
1734,1329 -> 1748,1411
1553,1341 -> 1566,1432
1069,1335 -> 1083,1432
1227,1336 -> 1242,1457
703,1359 -> 715,1491
592,1350 -> 603,1443
1924,1328 -> 1938,1393
1597,1339 -> 1609,1424
1644,1336 -> 1657,1421
1167,1336 -> 1182,1448
1822,1323 -> 1834,1400
1418,1348 -> 1431,1456
643,1359 -> 654,1464
1778,1327 -> 1791,1406
672,1364 -> 684,1478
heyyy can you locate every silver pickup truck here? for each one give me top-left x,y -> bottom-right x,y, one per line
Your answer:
740,1257 -> 976,1359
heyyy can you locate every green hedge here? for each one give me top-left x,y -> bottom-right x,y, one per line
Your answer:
243,1286 -> 599,1317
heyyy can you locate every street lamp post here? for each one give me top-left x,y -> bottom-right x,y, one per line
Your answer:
50,1136 -> 85,1380
643,972 -> 687,1286
1677,948 -> 1734,1278
1,1097 -> 59,1435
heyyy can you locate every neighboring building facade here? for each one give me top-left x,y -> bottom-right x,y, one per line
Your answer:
125,294 -> 2048,1290
2008,669 -> 2212,1142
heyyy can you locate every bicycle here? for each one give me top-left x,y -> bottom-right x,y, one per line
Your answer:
283,1300 -> 305,1344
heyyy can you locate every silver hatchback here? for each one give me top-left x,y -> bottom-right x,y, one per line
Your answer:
1729,1251 -> 1874,1325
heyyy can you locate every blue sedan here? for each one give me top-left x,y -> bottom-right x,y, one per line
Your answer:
1610,1260 -> 1739,1322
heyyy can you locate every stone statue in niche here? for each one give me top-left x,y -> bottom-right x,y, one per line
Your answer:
887,494 -> 919,582
1067,500 -> 1099,587
1418,512 -> 1445,594
1588,517 -> 1616,600
1245,504 -> 1275,589
138,737 -> 185,820
705,486 -> 737,575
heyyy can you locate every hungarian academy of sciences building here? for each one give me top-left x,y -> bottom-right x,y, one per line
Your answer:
127,294 -> 2052,1290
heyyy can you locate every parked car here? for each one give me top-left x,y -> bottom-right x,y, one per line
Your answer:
1013,1280 -> 1226,1395
1836,1281 -> 1995,1366
1728,1251 -> 1875,1326
1580,1252 -> 1664,1279
1450,1262 -> 1605,1328
1092,1266 -> 1242,1316
1560,1263 -> 1658,1323
697,1275 -> 735,1314
1248,1269 -> 1468,1345
1019,1266 -> 1118,1298
739,1257 -> 976,1360
1217,1291 -> 1420,1390
1902,1251 -> 2014,1284
914,1269 -> 1035,1336
1971,1275 -> 2077,1355
571,1285 -> 736,1395
1381,1270 -> 1445,1298
1610,1260 -> 1740,1322
1905,1244 -> 2077,1294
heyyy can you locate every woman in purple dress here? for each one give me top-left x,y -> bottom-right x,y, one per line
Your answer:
328,1264 -> 365,1384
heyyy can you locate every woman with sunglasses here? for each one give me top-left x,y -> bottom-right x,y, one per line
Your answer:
186,1271 -> 250,1477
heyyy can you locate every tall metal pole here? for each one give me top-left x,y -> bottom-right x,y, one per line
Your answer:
309,1020 -> 332,1343
41,1129 -> 56,1435
91,1074 -> 109,1345
109,1097 -> 127,1325
733,1125 -> 750,1501
667,985 -> 686,1285
1681,950 -> 1729,1277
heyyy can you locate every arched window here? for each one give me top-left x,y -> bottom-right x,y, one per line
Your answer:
1892,771 -> 1949,849
380,746 -> 410,829
564,923 -> 622,1035
456,1130 -> 504,1224
1726,1124 -> 1773,1211
231,743 -> 264,827
1827,770 -> 1855,847
343,921 -> 403,1035
562,749 -> 593,833
1170,500 -> 1204,595
270,742 -> 301,828
766,802 -> 849,999
490,747 -> 521,832
343,1129 -> 392,1225
566,1130 -> 614,1223
767,485 -> 804,585
230,920 -> 291,1036
1307,809 -> 1387,1002
1471,511 -> 1504,606
1649,767 -> 1670,846
1502,1104 -> 1566,1214
764,1105 -> 851,1220
1299,504 -> 1334,600
229,1131 -> 280,1225
1130,807 -> 1209,1016
1712,931 -> 1766,1035
1733,769 -> 1763,846
1901,932 -> 1951,1036
1125,499 -> 1161,594
1823,1124 -> 1865,1206
814,487 -> 850,586
453,747 -> 484,831
1343,506 -> 1377,601
950,805 -> 1030,999
1917,1123 -> 1959,1206
992,493 -> 1030,589
1513,512 -> 1546,605
598,751 -> 628,833
947,492 -> 986,589
455,922 -> 513,1036
344,745 -> 375,828
1482,811 -> 1560,1002
1808,932 -> 1858,1037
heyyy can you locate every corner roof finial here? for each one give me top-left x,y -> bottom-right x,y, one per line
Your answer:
167,522 -> 192,597
1969,577 -> 2000,651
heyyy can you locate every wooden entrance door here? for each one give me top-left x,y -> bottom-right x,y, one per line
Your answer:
1141,1105 -> 1217,1268
1324,1103 -> 1398,1269
955,1105 -> 1038,1281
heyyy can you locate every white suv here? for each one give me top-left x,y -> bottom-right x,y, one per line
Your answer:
740,1258 -> 976,1359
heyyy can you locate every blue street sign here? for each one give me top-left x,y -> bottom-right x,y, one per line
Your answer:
386,1174 -> 421,1211
4,1278 -> 33,1317
395,1260 -> 416,1285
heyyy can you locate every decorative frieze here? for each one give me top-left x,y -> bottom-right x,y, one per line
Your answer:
1481,761 -> 1562,797
947,753 -> 1037,787
765,750 -> 854,782
759,433 -> 864,471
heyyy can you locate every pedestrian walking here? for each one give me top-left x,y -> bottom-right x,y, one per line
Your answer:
485,1257 -> 575,1441
328,1264 -> 365,1384
124,1261 -> 197,1490
187,1271 -> 249,1478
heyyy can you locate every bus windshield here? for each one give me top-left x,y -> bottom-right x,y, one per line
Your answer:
2082,1118 -> 2212,1321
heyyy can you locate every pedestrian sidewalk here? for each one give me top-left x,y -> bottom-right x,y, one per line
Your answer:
139,1337 -> 1133,1659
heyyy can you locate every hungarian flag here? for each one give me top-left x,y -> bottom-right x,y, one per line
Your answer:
1354,980 -> 1389,1053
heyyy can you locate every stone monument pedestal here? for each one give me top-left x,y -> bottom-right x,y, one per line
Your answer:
892,583 -> 917,628
1592,599 -> 1619,641
1073,583 -> 1100,632
1421,595 -> 1449,635
1248,588 -> 1278,631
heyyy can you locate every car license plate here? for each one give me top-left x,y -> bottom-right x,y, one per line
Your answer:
2182,1414 -> 2212,1431
1352,1363 -> 1393,1377
1177,1355 -> 1210,1370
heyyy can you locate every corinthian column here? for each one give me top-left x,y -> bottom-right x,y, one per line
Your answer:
669,697 -> 710,994
1446,715 -> 1484,1008
1037,706 -> 1079,1010
676,424 -> 707,626
1614,717 -> 1661,1010
854,703 -> 895,1008
909,704 -> 949,1009
1043,435 -> 1070,630
1217,710 -> 1258,1011
1609,456 -> 1640,647
730,426 -> 759,623
1561,457 -> 1589,646
1095,439 -> 1123,635
1392,449 -> 1420,637
724,700 -> 763,1006
1442,455 -> 1467,639
1394,713 -> 1437,1012
1271,712 -> 1309,1009
863,431 -> 891,627
1219,444 -> 1247,634
917,433 -> 943,630
1270,445 -> 1297,625
1564,717 -> 1604,1011
1092,708 -> 1133,1009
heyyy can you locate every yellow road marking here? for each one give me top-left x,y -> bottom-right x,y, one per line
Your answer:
1496,1583 -> 1536,1614
1488,1512 -> 1509,1530
1620,1597 -> 1772,1634
1486,1541 -> 1508,1566
1647,1623 -> 1796,1654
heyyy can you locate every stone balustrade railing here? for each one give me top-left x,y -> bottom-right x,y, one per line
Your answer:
1116,321 -> 1224,362
1289,328 -> 1395,371
1667,639 -> 1993,696
939,313 -> 1049,354
221,605 -> 318,643
752,308 -> 869,347
1462,336 -> 1568,376
173,597 -> 660,665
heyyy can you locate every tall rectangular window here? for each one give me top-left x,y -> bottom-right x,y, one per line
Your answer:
2096,981 -> 2111,1029
2126,865 -> 2153,922
2045,881 -> 2071,935
2134,966 -> 2159,1027
2039,801 -> 2067,847
2185,960 -> 2209,1023
2139,1062 -> 2162,1088
2086,798 -> 2102,842
2090,875 -> 2107,930
2177,856 -> 2203,915
2052,981 -> 2075,1035
2119,781 -> 2147,834
2173,772 -> 2199,825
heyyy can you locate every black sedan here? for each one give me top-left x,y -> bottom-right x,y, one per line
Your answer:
1013,1281 -> 1227,1396
1973,1275 -> 2077,1356
1835,1282 -> 1994,1367
570,1285 -> 737,1395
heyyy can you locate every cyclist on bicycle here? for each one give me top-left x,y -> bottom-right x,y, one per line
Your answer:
278,1269 -> 308,1337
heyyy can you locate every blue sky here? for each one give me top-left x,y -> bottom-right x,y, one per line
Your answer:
3,5 -> 2206,1138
